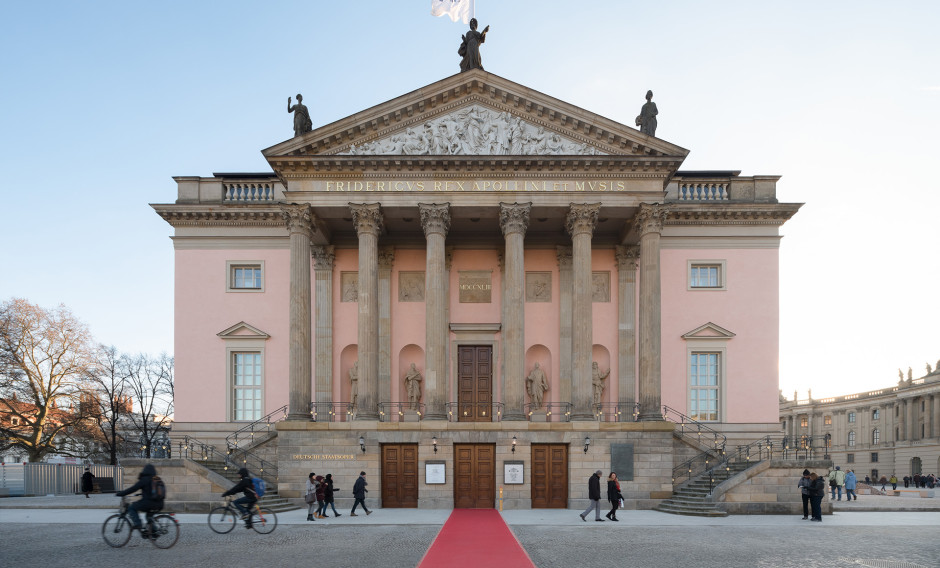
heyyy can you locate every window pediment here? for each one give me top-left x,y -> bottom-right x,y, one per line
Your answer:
217,321 -> 270,339
681,322 -> 735,340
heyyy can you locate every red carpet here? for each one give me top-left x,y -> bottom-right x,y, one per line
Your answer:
417,509 -> 535,568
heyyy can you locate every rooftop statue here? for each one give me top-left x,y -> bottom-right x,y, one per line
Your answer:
459,18 -> 489,72
288,94 -> 313,137
635,90 -> 658,137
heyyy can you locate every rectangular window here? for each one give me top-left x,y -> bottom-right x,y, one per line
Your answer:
846,453 -> 854,464
689,352 -> 719,421
872,408 -> 880,420
232,352 -> 262,421
848,412 -> 856,423
824,415 -> 832,426
870,452 -> 878,463
872,429 -> 880,445
800,417 -> 808,428
848,431 -> 856,447
227,261 -> 265,292
688,259 -> 727,290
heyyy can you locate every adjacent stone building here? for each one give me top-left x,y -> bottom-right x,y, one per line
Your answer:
154,70 -> 800,509
780,364 -> 940,482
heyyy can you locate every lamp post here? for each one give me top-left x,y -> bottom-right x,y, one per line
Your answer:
824,433 -> 831,460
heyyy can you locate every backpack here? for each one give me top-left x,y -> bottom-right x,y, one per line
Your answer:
151,476 -> 167,501
251,477 -> 266,499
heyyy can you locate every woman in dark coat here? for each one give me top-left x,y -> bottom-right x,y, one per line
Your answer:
606,472 -> 622,521
81,467 -> 95,498
322,473 -> 341,517
809,472 -> 826,522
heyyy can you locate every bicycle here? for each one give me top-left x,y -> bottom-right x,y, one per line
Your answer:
208,496 -> 277,534
102,495 -> 180,549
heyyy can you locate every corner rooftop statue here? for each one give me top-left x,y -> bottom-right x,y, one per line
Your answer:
459,18 -> 490,72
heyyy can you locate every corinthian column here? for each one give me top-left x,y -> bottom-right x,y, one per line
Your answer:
499,202 -> 531,421
312,246 -> 335,414
635,203 -> 669,421
420,203 -> 450,420
556,246 -> 573,409
282,204 -> 316,421
378,248 -> 394,408
566,204 -> 600,421
616,245 -> 639,417
350,203 -> 383,420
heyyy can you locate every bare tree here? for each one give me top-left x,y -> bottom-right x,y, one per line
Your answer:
0,298 -> 95,462
124,353 -> 174,458
83,345 -> 134,465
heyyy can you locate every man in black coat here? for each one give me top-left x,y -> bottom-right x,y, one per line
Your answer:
222,468 -> 258,528
116,463 -> 164,531
350,471 -> 372,516
579,470 -> 604,522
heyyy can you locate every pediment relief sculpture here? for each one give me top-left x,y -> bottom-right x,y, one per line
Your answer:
342,105 -> 606,156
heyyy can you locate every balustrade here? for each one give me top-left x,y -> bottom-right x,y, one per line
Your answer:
678,183 -> 729,201
223,182 -> 276,202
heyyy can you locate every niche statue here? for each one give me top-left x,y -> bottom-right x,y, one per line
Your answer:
404,363 -> 423,410
526,362 -> 549,410
458,18 -> 490,73
348,361 -> 359,411
592,362 -> 610,406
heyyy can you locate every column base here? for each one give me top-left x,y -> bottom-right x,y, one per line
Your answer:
503,412 -> 526,421
637,412 -> 665,422
286,413 -> 313,422
570,412 -> 595,422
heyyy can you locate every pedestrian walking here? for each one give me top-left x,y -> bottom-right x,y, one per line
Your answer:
828,466 -> 846,500
797,468 -> 812,519
889,474 -> 898,490
844,469 -> 858,501
323,473 -> 341,517
605,472 -> 622,521
350,471 -> 371,516
305,472 -> 318,521
809,472 -> 825,522
314,475 -> 327,518
81,467 -> 95,498
579,470 -> 604,522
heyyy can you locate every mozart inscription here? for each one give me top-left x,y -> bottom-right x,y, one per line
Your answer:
459,271 -> 492,303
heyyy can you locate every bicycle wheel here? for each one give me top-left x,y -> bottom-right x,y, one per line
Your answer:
148,514 -> 180,549
208,506 -> 237,534
251,507 -> 278,534
101,514 -> 132,548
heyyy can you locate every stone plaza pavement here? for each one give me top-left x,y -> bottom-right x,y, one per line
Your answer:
1,494 -> 938,568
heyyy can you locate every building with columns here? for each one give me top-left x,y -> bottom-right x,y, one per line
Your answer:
154,70 -> 800,509
780,364 -> 940,483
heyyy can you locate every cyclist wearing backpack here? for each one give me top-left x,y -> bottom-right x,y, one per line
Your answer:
115,463 -> 165,533
222,467 -> 258,528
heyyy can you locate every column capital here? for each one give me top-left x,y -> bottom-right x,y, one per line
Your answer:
349,203 -> 384,236
615,245 -> 640,271
311,245 -> 335,270
565,203 -> 601,237
378,247 -> 395,269
281,203 -> 316,239
419,203 -> 451,237
556,245 -> 572,269
499,202 -> 532,236
633,203 -> 670,236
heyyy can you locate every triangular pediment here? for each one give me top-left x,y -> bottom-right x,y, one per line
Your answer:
263,69 -> 688,160
217,321 -> 270,339
681,322 -> 736,340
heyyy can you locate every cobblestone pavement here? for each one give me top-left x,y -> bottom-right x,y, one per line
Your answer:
2,519 -> 938,568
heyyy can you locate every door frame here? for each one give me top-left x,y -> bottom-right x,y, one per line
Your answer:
453,443 -> 496,508
381,443 -> 419,508
531,443 -> 569,509
448,324 -> 500,408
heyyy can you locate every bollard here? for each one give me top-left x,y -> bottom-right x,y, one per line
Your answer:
499,486 -> 503,511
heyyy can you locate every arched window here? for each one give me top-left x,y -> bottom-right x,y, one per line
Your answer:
848,431 -> 856,447
872,429 -> 880,445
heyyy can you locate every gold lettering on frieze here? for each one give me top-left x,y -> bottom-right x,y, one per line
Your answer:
322,180 -> 628,192
291,454 -> 357,460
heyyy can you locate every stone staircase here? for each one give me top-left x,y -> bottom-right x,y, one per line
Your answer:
654,461 -> 753,517
204,459 -> 298,513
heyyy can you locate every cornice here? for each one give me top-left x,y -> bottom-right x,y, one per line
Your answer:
666,203 -> 802,226
153,205 -> 285,227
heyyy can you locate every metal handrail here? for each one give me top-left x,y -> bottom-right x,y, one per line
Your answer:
310,401 -> 355,422
592,403 -> 626,422
225,405 -> 288,450
178,436 -> 278,485
378,402 -> 426,422
445,402 -> 504,422
525,402 -> 571,422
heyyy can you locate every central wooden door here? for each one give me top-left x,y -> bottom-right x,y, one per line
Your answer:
454,444 -> 495,508
457,345 -> 492,422
531,444 -> 568,508
381,444 -> 418,508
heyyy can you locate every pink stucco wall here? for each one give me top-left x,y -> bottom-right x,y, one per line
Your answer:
660,247 -> 780,423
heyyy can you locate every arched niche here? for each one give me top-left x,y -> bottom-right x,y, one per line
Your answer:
397,344 -> 425,408
591,344 -> 612,404
339,344 -> 359,420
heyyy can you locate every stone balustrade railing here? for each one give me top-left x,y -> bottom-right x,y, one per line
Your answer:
677,182 -> 729,201
224,182 -> 277,202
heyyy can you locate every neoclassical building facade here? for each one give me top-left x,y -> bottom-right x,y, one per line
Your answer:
780,365 -> 940,482
154,70 -> 800,508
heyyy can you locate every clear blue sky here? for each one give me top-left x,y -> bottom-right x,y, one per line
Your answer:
2,1 -> 938,398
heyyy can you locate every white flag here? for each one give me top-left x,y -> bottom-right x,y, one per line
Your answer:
431,0 -> 473,24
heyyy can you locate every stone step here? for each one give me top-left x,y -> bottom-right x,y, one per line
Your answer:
654,503 -> 728,517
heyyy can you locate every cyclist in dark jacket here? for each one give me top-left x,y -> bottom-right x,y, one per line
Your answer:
222,468 -> 258,528
116,463 -> 163,531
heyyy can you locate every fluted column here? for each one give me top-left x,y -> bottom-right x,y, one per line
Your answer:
282,204 -> 316,421
420,203 -> 450,420
312,245 -> 335,412
350,203 -> 383,420
905,398 -> 914,441
566,204 -> 600,420
616,245 -> 639,417
499,203 -> 531,421
635,203 -> 669,421
932,395 -> 940,438
556,247 -> 573,411
378,248 -> 394,409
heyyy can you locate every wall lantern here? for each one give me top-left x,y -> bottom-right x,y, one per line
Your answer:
511,436 -> 517,453
583,436 -> 591,454
432,436 -> 438,453
359,436 -> 366,453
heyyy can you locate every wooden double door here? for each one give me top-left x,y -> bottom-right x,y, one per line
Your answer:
381,444 -> 418,508
531,444 -> 568,508
454,444 -> 495,508
457,345 -> 492,422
